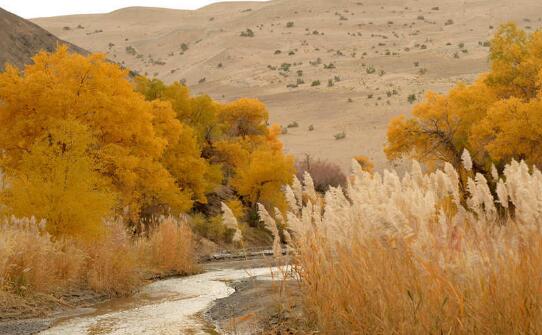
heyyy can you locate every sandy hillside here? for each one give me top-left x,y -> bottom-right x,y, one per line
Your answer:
33,0 -> 542,170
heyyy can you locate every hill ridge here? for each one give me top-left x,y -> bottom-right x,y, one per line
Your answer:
0,7 -> 86,71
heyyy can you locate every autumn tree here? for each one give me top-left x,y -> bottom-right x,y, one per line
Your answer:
0,45 -> 294,241
218,103 -> 294,216
231,148 -> 295,215
1,120 -> 114,240
219,98 -> 269,138
472,97 -> 542,167
135,78 -> 222,149
485,23 -> 542,100
161,122 -> 222,205
0,46 -> 191,227
385,79 -> 496,174
135,78 -> 294,220
385,23 -> 542,177
135,77 -> 224,205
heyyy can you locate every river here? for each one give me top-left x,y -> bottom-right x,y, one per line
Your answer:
38,267 -> 279,335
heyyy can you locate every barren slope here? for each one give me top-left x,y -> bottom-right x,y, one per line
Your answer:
33,0 -> 542,169
0,7 -> 86,71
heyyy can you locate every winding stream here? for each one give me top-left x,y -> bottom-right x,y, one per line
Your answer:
39,267 -> 278,335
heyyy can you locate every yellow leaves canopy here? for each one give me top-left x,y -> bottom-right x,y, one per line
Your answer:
1,120 -> 115,240
0,46 -> 294,236
473,98 -> 542,166
135,75 -> 294,220
232,148 -> 295,212
219,98 -> 269,138
0,46 -> 191,231
162,123 -> 222,204
486,23 -> 542,100
386,23 -> 542,174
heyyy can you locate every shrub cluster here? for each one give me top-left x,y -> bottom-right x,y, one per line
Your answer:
296,157 -> 346,193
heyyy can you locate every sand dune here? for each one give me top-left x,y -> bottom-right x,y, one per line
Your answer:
33,0 -> 542,169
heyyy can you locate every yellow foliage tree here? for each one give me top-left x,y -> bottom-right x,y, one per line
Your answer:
0,46 -> 191,223
219,98 -> 269,138
135,78 -> 294,219
486,23 -> 542,100
1,120 -> 114,240
135,78 -> 222,148
385,23 -> 542,176
232,148 -> 295,213
135,77 -> 223,205
385,79 -> 496,172
472,97 -> 542,166
0,46 -> 294,240
213,140 -> 251,176
162,123 -> 222,204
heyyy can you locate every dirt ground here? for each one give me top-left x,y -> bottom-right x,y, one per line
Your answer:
202,256 -> 306,335
205,279 -> 302,335
0,290 -> 108,335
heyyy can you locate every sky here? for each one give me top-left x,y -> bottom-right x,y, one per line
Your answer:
0,0 -> 265,19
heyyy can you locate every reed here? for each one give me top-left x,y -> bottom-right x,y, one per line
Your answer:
0,216 -> 199,306
283,159 -> 542,334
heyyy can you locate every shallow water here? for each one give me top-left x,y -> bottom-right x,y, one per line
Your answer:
39,267 -> 278,335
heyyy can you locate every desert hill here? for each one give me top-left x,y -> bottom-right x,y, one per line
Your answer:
33,0 -> 542,169
0,7 -> 86,71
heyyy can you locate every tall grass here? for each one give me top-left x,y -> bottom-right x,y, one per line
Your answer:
85,220 -> 142,295
0,217 -> 84,295
0,215 -> 199,311
140,216 -> 199,276
283,159 -> 542,334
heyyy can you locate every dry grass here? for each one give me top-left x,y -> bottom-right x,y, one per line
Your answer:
84,220 -> 141,295
0,215 -> 199,313
0,217 -> 85,295
283,159 -> 542,334
296,233 -> 542,334
140,216 -> 200,277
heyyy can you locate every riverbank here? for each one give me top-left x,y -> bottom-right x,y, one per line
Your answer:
0,256 -> 290,335
205,278 -> 304,335
0,272 -> 192,335
0,290 -> 108,335
203,256 -> 309,335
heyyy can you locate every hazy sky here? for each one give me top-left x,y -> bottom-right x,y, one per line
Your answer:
0,1 -> 266,19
